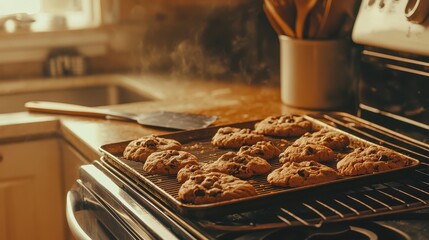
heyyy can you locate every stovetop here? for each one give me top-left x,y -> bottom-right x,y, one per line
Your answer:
83,112 -> 429,240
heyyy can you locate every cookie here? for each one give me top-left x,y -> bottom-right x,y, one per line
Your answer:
143,150 -> 199,175
254,114 -> 313,137
177,163 -> 206,183
267,161 -> 338,187
211,127 -> 266,149
337,145 -> 414,176
238,141 -> 281,160
279,143 -> 335,163
178,172 -> 257,204
294,128 -> 350,150
206,152 -> 271,179
123,135 -> 182,162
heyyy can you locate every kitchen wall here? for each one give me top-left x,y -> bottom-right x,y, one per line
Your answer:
121,0 -> 280,84
0,0 -> 280,84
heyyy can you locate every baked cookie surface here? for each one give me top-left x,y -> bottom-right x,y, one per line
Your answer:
337,145 -> 414,176
178,172 -> 257,204
238,141 -> 281,160
123,135 -> 182,162
279,143 -> 335,163
177,163 -> 206,183
211,127 -> 265,149
294,128 -> 350,150
143,150 -> 199,175
267,161 -> 338,187
206,152 -> 271,179
254,115 -> 313,137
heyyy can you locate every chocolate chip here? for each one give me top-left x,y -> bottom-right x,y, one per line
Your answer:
305,161 -> 317,167
241,146 -> 250,151
304,146 -> 314,155
379,155 -> 389,161
297,169 -> 307,177
144,139 -> 157,148
194,189 -> 205,197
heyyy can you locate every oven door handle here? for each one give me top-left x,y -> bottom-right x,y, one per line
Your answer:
66,190 -> 92,240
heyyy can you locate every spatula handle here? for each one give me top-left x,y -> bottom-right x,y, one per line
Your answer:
25,101 -> 110,119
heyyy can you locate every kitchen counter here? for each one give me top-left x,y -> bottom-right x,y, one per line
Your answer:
0,73 -> 316,160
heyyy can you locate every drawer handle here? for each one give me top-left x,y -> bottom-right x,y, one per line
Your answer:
0,153 -> 3,162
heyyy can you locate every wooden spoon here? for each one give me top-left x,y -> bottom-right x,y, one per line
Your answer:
294,0 -> 318,39
265,0 -> 296,37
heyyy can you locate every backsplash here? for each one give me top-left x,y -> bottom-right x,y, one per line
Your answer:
0,0 -> 280,83
121,0 -> 280,83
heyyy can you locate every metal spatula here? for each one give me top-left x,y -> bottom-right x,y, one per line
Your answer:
25,101 -> 218,130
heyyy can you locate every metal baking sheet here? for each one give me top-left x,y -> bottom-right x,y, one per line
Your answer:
99,115 -> 420,218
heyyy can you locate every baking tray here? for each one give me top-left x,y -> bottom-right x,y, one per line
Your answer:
99,115 -> 420,218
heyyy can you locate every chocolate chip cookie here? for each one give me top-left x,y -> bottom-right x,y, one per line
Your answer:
238,141 -> 281,160
267,161 -> 338,187
123,135 -> 182,162
279,143 -> 335,163
206,152 -> 271,179
178,172 -> 257,204
211,127 -> 266,149
294,128 -> 350,150
254,114 -> 313,137
143,150 -> 199,175
337,145 -> 415,176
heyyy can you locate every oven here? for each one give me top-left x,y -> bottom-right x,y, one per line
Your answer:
66,0 -> 429,239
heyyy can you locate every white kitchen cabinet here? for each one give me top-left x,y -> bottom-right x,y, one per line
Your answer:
0,138 -> 65,240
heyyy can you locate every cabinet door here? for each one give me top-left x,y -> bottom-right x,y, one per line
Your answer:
0,139 -> 64,240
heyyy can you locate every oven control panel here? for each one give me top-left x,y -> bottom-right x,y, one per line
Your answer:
352,0 -> 429,56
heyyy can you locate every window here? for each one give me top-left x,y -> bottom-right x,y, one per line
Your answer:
0,0 -> 101,32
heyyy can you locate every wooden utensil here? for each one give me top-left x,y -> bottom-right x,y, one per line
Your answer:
263,2 -> 284,35
25,101 -> 218,130
317,0 -> 355,38
264,0 -> 295,37
272,0 -> 297,35
307,0 -> 332,38
294,0 -> 318,39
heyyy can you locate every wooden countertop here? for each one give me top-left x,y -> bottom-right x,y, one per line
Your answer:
0,73 -> 322,160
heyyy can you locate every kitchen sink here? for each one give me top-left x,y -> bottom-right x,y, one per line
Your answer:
0,78 -> 155,114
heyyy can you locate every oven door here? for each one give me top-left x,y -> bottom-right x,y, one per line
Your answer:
66,164 -> 181,240
66,182 -> 137,240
